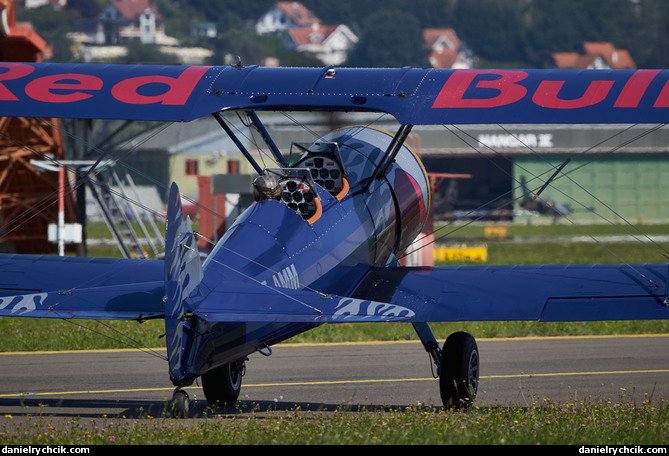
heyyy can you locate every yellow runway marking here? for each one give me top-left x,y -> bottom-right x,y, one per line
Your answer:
1,369 -> 667,398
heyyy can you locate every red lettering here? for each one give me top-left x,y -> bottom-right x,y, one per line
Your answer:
111,66 -> 209,105
653,79 -> 669,108
432,70 -> 528,108
25,73 -> 103,103
532,79 -> 614,109
614,70 -> 660,108
0,63 -> 34,101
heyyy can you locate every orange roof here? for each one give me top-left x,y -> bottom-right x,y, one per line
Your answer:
429,48 -> 459,69
111,0 -> 161,21
423,28 -> 460,51
583,42 -> 635,68
276,1 -> 321,27
552,42 -> 635,69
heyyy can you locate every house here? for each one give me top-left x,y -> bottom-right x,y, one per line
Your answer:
96,0 -> 164,45
552,42 -> 635,69
255,1 -> 321,35
256,2 -> 358,65
73,0 -> 216,63
19,0 -> 66,8
423,28 -> 473,69
285,23 -> 358,65
190,22 -> 217,39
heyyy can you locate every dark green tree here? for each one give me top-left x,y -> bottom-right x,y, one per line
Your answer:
346,9 -> 427,68
453,0 -> 528,66
524,0 -> 639,67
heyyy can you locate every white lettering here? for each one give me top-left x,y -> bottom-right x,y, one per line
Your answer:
478,133 -> 553,149
271,264 -> 300,290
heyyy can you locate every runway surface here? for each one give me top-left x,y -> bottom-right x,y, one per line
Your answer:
0,335 -> 667,418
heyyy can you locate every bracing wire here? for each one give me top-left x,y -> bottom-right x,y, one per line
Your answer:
400,122 -> 669,281
3,112 -> 669,350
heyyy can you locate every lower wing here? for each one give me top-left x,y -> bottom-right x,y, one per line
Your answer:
351,264 -> 669,322
2,254 -> 667,323
183,262 -> 669,324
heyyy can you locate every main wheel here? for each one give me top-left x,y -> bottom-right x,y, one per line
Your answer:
201,359 -> 245,407
172,388 -> 190,418
439,332 -> 479,409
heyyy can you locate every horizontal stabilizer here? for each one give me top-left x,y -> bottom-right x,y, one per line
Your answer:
351,263 -> 669,322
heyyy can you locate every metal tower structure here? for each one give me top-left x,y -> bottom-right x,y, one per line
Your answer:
0,0 -> 77,254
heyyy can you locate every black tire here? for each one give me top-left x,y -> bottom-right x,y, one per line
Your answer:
439,332 -> 479,409
172,389 -> 190,418
201,360 -> 244,407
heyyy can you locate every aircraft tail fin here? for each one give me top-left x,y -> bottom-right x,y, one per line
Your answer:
164,182 -> 203,383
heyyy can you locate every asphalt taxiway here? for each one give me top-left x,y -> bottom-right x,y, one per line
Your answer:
0,335 -> 667,418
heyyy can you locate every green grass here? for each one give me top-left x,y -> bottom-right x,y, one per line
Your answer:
2,397 -> 667,444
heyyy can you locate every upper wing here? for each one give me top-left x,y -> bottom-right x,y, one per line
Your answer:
2,63 -> 669,124
350,264 -> 669,322
0,254 -> 164,320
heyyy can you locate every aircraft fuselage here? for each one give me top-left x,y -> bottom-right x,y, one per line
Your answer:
173,126 -> 430,382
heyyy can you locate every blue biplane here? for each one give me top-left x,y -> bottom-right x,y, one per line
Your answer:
0,63 -> 668,417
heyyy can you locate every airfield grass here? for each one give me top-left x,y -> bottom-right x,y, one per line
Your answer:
1,397 -> 668,444
1,222 -> 668,444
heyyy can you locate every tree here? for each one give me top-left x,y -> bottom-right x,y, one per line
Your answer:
453,0 -> 528,66
524,0 -> 638,67
346,9 -> 427,68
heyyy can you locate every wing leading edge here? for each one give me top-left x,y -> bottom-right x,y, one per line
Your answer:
2,63 -> 669,124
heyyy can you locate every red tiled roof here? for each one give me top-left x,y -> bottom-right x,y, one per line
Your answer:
552,42 -> 635,69
276,1 -> 321,27
423,28 -> 460,51
111,0 -> 161,21
429,48 -> 459,69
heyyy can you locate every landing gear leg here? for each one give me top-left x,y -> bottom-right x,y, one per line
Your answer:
412,322 -> 442,375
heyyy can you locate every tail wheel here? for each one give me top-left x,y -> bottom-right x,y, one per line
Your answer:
439,332 -> 479,409
201,358 -> 245,407
171,388 -> 190,418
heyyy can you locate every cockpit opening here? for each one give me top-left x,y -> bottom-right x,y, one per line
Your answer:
289,141 -> 349,201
